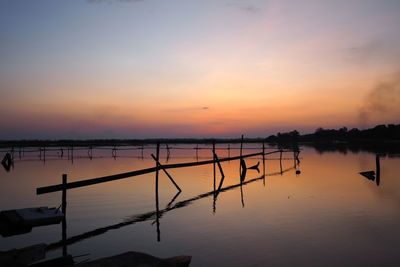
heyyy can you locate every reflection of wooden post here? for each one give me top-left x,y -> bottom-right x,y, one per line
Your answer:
155,142 -> 160,242
62,174 -> 67,257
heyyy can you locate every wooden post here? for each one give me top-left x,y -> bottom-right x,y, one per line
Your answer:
262,143 -> 265,186
151,154 -> 182,192
240,135 -> 243,157
43,146 -> 46,163
155,142 -> 160,242
376,155 -> 380,186
279,150 -> 283,175
240,135 -> 244,175
213,141 -> 216,192
71,146 -> 74,164
196,144 -> 199,161
61,174 -> 67,257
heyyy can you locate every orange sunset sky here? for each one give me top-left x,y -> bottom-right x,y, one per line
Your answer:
1,0 -> 400,139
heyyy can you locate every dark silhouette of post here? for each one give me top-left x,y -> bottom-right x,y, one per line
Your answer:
151,154 -> 181,192
262,143 -> 265,186
195,144 -> 199,161
376,155 -> 380,186
212,142 -> 216,192
280,149 -> 283,175
62,174 -> 67,257
240,135 -> 244,157
112,145 -> 117,160
155,143 -> 161,242
239,135 -> 244,175
71,146 -> 74,164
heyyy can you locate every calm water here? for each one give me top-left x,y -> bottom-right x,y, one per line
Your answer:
1,144 -> 400,266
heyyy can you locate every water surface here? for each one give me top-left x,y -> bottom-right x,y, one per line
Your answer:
1,144 -> 399,266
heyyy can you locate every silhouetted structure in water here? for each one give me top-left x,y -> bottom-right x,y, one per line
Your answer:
359,155 -> 381,186
1,153 -> 13,172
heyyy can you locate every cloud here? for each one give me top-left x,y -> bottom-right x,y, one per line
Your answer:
87,0 -> 144,4
226,2 -> 261,13
165,106 -> 210,112
358,71 -> 400,125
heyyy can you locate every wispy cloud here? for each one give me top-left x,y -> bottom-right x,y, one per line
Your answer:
164,106 -> 210,112
226,2 -> 261,14
87,0 -> 144,4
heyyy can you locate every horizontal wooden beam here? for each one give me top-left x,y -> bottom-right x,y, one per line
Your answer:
36,150 -> 287,194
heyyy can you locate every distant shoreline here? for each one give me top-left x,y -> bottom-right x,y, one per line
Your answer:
1,124 -> 399,148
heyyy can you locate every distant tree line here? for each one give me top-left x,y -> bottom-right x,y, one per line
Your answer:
266,124 -> 400,143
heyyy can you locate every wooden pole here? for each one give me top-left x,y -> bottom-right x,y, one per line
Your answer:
213,141 -> 216,192
240,135 -> 244,157
61,174 -> 67,257
280,150 -> 283,175
155,142 -> 160,242
71,146 -> 74,164
262,143 -> 265,186
151,154 -> 182,192
376,155 -> 380,186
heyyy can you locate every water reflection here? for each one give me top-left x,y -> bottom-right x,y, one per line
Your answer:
45,165 -> 296,253
4,145 -> 400,266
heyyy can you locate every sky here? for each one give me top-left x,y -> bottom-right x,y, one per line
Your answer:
1,0 -> 400,139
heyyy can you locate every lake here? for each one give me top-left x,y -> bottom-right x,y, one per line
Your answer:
1,144 -> 400,266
